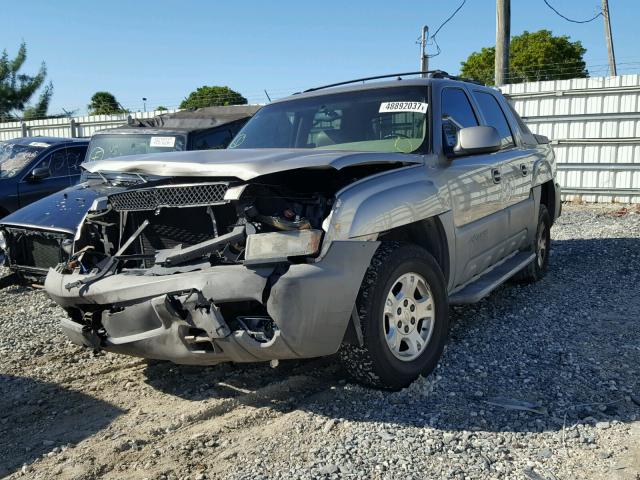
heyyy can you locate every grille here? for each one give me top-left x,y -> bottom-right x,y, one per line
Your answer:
109,183 -> 229,212
6,230 -> 67,270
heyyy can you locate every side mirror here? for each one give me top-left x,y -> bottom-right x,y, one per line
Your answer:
29,166 -> 51,181
453,126 -> 501,157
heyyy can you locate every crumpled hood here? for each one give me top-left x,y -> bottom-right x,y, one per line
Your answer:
83,148 -> 422,181
0,181 -> 127,234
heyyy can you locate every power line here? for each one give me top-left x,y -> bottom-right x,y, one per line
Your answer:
427,0 -> 467,59
542,0 -> 602,23
431,0 -> 467,38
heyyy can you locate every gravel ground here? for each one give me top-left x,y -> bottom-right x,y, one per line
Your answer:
0,203 -> 639,480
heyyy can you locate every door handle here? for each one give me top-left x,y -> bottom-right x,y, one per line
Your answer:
492,168 -> 501,183
520,164 -> 528,176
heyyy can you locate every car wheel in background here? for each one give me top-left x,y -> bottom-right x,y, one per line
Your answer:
516,204 -> 551,283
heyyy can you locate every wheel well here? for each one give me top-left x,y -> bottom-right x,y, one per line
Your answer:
540,180 -> 556,224
378,217 -> 450,283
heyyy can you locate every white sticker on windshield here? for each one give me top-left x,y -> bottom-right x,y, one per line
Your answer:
379,102 -> 428,114
29,141 -> 50,148
149,136 -> 176,148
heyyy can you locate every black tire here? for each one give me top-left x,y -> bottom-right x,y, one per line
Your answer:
516,204 -> 551,283
339,242 -> 449,390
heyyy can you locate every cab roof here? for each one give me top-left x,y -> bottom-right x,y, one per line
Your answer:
273,71 -> 497,104
94,105 -> 261,136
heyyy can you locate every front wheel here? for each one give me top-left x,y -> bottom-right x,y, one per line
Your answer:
339,242 -> 449,390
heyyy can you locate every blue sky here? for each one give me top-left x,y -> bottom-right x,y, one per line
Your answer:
0,0 -> 638,114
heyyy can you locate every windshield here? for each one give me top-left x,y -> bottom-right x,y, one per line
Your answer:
0,142 -> 47,178
84,133 -> 186,163
229,86 -> 429,154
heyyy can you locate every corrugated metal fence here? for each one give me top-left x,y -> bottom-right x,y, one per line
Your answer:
2,76 -> 640,203
0,110 -> 179,142
502,75 -> 640,203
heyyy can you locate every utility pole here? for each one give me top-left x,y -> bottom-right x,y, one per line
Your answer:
495,0 -> 510,85
601,0 -> 617,76
420,25 -> 429,76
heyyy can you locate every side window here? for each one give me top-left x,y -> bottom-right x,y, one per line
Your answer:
66,146 -> 88,175
506,101 -> 532,134
441,88 -> 479,149
473,91 -> 514,148
193,129 -> 234,150
38,150 -> 69,177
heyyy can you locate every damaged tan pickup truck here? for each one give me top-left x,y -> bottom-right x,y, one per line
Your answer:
45,72 -> 561,389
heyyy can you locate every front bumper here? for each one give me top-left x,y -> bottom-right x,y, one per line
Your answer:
46,241 -> 379,364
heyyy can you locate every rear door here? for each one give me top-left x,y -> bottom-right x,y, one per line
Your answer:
472,90 -> 536,247
439,86 -> 508,287
17,147 -> 74,208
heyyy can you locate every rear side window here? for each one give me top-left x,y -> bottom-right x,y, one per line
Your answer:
473,91 -> 514,148
507,101 -> 532,134
440,88 -> 478,149
67,146 -> 88,175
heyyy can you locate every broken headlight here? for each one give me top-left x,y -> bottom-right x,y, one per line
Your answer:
61,238 -> 74,256
0,230 -> 6,251
244,229 -> 322,265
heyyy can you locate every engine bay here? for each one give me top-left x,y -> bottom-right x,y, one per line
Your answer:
63,167 -> 389,283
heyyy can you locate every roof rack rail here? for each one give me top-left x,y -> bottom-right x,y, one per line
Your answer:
428,70 -> 485,86
302,70 -> 484,93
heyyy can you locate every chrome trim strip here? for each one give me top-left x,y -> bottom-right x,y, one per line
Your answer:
0,223 -> 75,235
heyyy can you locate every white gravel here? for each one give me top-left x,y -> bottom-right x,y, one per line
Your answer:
0,203 -> 639,480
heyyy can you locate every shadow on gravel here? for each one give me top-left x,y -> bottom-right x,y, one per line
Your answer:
143,237 -> 640,434
0,375 -> 124,477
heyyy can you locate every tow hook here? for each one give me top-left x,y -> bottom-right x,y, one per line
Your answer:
182,290 -> 231,339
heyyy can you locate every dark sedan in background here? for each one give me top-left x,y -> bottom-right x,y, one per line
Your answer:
0,137 -> 89,218
0,106 -> 259,281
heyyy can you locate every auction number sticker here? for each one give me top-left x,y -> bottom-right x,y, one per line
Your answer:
149,136 -> 176,148
379,102 -> 428,114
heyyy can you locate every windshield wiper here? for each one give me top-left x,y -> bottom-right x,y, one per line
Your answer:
95,171 -> 114,186
134,173 -> 148,184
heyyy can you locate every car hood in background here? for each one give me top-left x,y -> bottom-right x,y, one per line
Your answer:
83,148 -> 422,181
0,181 -> 126,234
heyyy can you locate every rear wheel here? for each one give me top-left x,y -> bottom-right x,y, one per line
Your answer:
516,204 -> 551,283
339,242 -> 449,390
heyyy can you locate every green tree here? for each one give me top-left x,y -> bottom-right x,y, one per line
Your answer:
88,91 -> 126,115
179,86 -> 247,109
0,42 -> 49,121
22,82 -> 54,120
460,30 -> 587,85
156,105 -> 168,111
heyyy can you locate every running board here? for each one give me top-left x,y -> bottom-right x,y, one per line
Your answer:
449,252 -> 536,305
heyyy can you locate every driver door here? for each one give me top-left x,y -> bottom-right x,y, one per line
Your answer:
18,147 -> 74,208
440,87 -> 508,288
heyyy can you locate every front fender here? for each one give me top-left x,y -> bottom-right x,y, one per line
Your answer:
532,146 -> 555,187
328,165 -> 448,240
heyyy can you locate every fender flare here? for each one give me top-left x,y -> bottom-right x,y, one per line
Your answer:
327,167 -> 448,240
